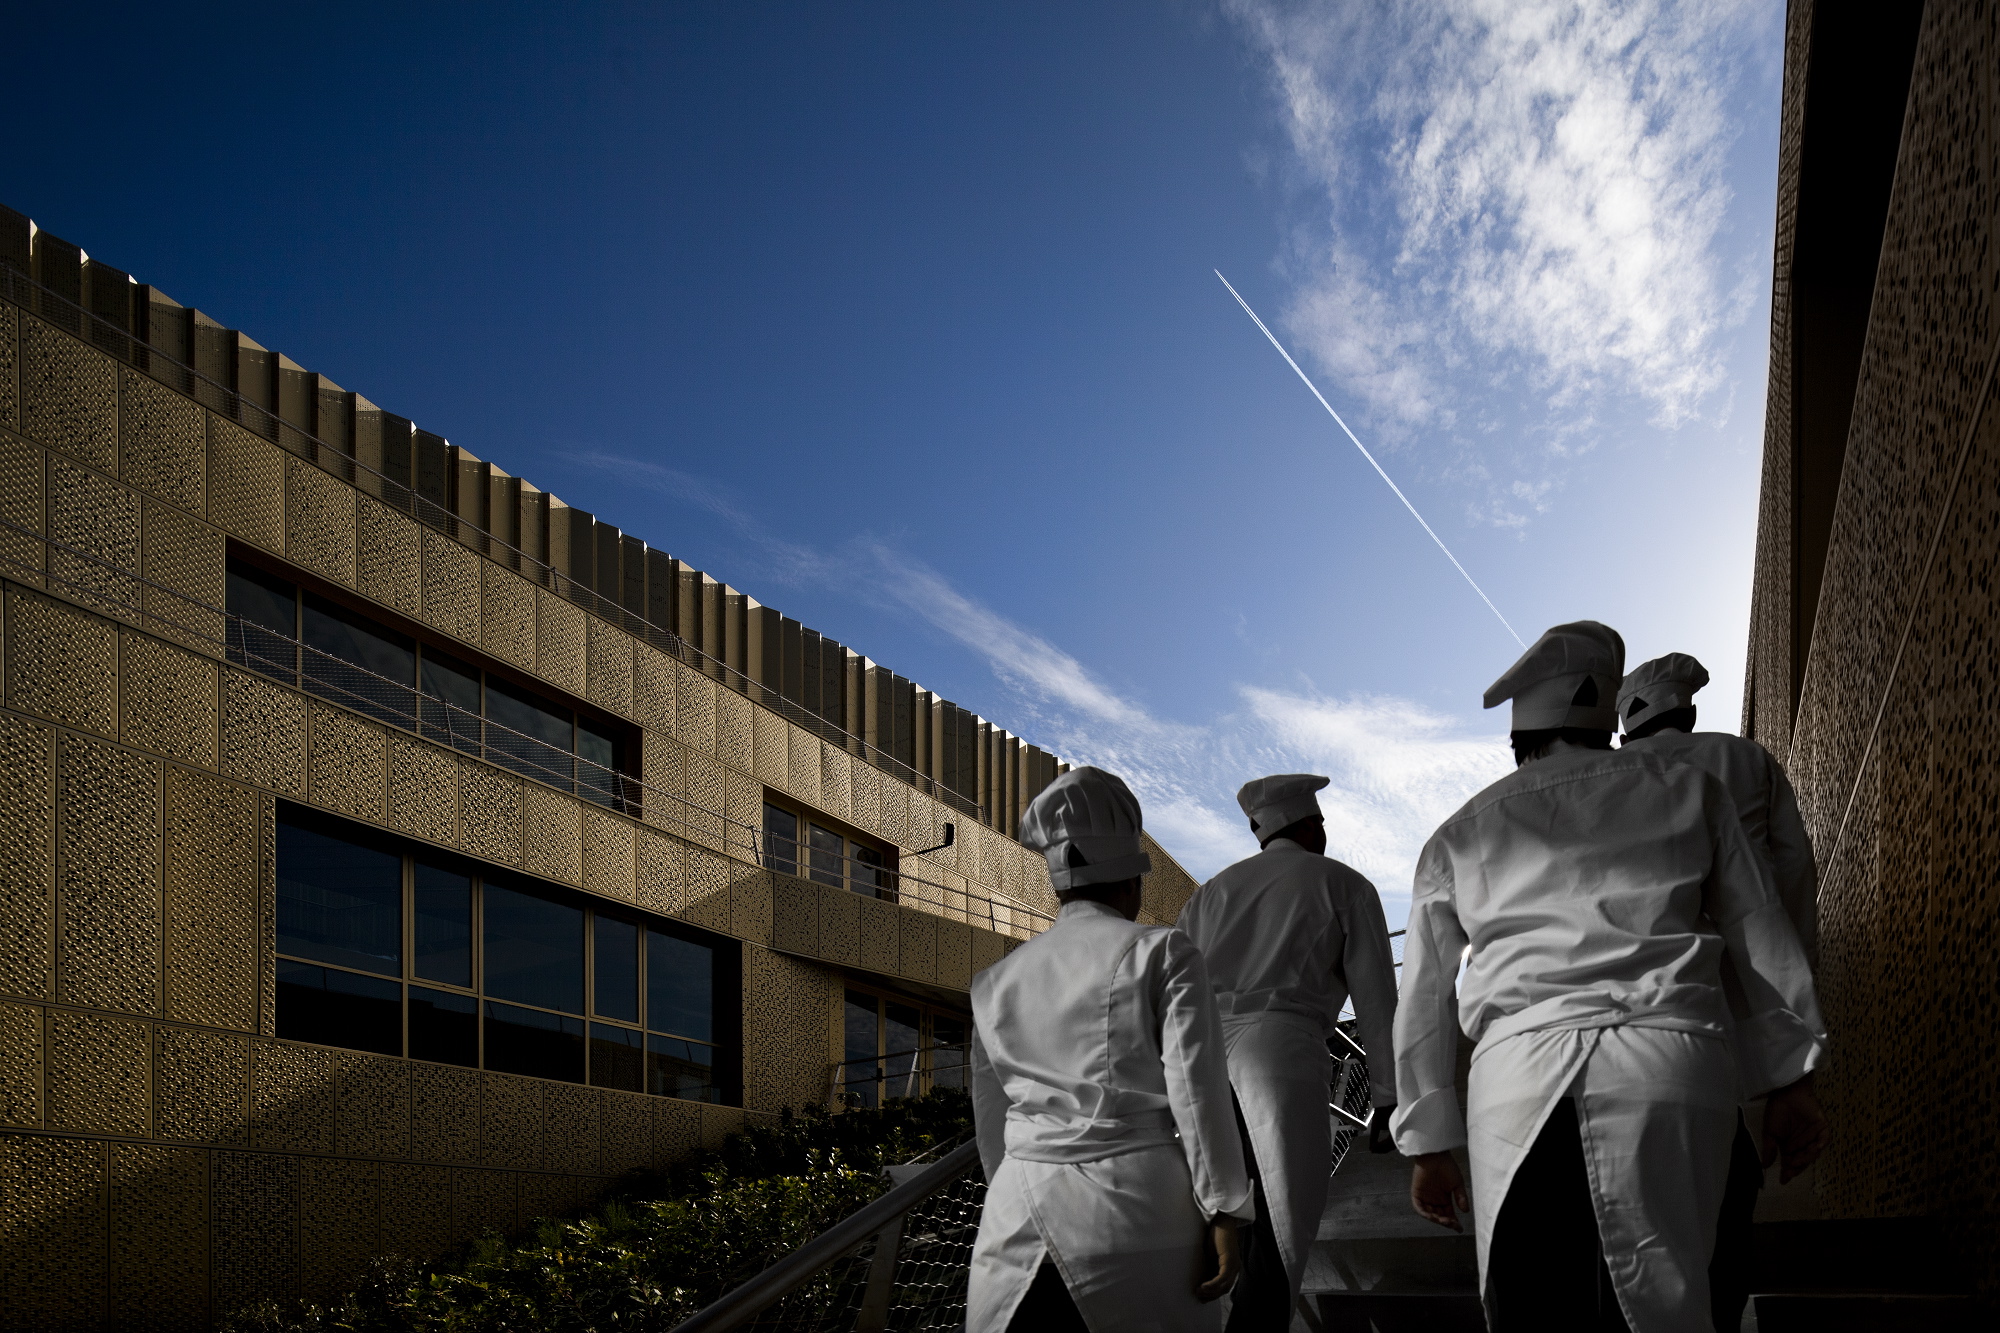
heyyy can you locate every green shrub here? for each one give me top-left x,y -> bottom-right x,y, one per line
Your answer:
217,1090 -> 971,1333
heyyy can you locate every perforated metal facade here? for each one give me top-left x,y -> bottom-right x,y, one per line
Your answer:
0,210 -> 1206,1327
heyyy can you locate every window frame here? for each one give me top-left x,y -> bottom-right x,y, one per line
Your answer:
759,795 -> 899,901
272,804 -> 740,1104
837,983 -> 970,1108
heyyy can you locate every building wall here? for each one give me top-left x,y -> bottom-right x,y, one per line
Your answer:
1747,0 -> 1999,1285
0,248 -> 1202,1327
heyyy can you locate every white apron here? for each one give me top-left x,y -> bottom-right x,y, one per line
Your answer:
1176,840 -> 1399,1304
968,899 -> 1253,1333
1392,742 -> 1826,1333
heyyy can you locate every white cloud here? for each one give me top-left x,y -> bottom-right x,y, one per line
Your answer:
1227,0 -> 1763,434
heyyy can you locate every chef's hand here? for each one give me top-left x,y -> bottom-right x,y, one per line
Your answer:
1369,1103 -> 1398,1154
1410,1151 -> 1469,1232
1196,1217 -> 1241,1302
1761,1073 -> 1830,1184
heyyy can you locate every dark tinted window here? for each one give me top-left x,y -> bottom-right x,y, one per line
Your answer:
843,990 -> 879,1109
807,824 -> 843,888
762,804 -> 798,875
578,721 -> 623,809
647,1033 -> 716,1102
301,594 -> 416,729
853,846 -> 888,899
885,1002 -> 922,1098
590,1022 -> 644,1092
483,882 -> 584,1014
275,961 -> 401,1056
420,649 -> 483,754
409,986 -> 478,1067
484,1001 -> 585,1083
594,916 -> 639,1023
226,559 -> 297,680
276,821 -> 402,975
647,929 -> 712,1041
486,677 -> 574,786
412,861 -> 473,988
931,1015 -> 968,1091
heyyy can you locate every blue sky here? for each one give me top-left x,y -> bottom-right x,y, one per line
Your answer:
13,2 -> 1783,921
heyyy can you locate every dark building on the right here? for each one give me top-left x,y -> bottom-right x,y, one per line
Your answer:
1745,0 -> 1998,1294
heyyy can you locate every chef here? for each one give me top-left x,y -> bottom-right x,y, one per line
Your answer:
968,766 -> 1254,1333
1176,774 -> 1399,1331
1392,621 -> 1830,1332
1619,651 -> 1821,1332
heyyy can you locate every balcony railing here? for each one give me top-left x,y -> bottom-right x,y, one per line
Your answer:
0,265 -> 990,823
0,512 -> 1056,939
829,1044 -> 970,1110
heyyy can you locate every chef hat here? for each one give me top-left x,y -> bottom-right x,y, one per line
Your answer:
1018,766 -> 1154,892
1618,652 -> 1709,730
1482,620 -> 1625,731
1237,773 -> 1330,839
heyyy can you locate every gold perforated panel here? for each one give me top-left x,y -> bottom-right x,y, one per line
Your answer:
210,1151 -> 300,1313
970,927 -> 1006,977
683,748 -> 726,853
381,1163 -> 452,1260
56,734 -> 160,1015
819,887 -> 860,968
521,785 -> 583,885
411,1063 -> 481,1164
419,529 -> 479,643
723,769 -> 760,861
452,1167 -> 516,1239
458,761 -> 522,865
731,866 -> 773,944
700,1103 -> 744,1150
153,1025 -> 248,1144
585,616 -> 634,717
752,706 -> 786,787
5,586 -> 117,737
221,668 -> 308,798
49,1009 -> 150,1134
535,588 -> 586,695
308,704 -> 389,823
858,898 -> 899,976
387,733 -> 458,846
120,630 -> 219,766
334,1051 -> 410,1159
599,1088 -> 651,1177
819,741 -> 851,822
583,806 -> 635,901
632,641 -> 676,735
20,315 -> 116,470
897,910 -> 938,986
787,725 -> 820,805
771,873 -> 818,956
355,495 -> 421,618
480,1072 -> 542,1169
642,734 -> 685,836
0,713 -> 55,1001
653,1097 -> 702,1164
936,919 -> 973,992
140,499 -> 226,653
301,1157 -> 378,1304
0,1132 -> 108,1330
249,1039 -> 333,1152
717,688 -> 752,773
258,796 -> 276,1035
541,1080 -> 598,1175
676,663 -> 716,754
636,828 -> 688,918
118,367 -> 204,512
163,762 -> 256,1028
206,416 -> 284,553
852,762 -> 883,842
480,561 -> 537,670
0,1001 -> 42,1126
743,947 -> 835,1112
881,782 -> 911,852
684,845 -> 732,934
0,304 -> 14,432
283,457 -> 357,587
0,434 -> 44,591
519,1171 -> 578,1225
109,1140 -> 207,1332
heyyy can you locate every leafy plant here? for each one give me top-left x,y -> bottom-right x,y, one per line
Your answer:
217,1089 -> 972,1333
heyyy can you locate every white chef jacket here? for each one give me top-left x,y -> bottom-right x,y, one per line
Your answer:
1391,742 -> 1825,1332
1176,838 -> 1398,1302
1624,728 -> 1818,961
968,898 -> 1253,1333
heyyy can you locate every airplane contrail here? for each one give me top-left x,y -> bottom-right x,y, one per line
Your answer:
1214,269 -> 1526,649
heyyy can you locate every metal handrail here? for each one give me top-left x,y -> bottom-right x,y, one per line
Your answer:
0,513 -> 1057,936
668,1139 -> 983,1333
0,265 -> 996,822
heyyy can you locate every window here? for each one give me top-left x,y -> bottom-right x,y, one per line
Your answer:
226,556 -> 635,811
273,806 -> 737,1102
762,801 -> 896,900
838,988 -> 969,1109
